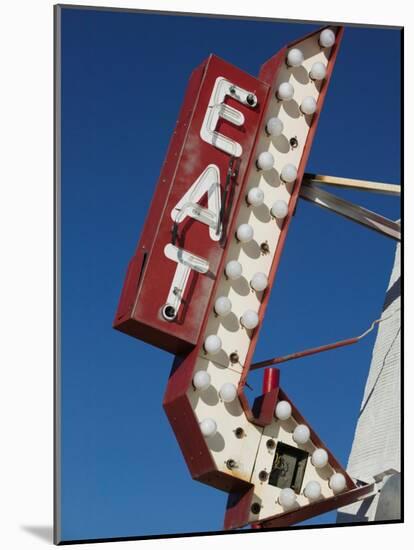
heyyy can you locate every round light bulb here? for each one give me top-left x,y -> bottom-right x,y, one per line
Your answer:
329,473 -> 346,494
266,117 -> 284,137
200,418 -> 217,438
247,187 -> 265,207
250,272 -> 268,292
193,370 -> 211,391
271,200 -> 289,219
286,48 -> 304,67
300,96 -> 317,115
241,310 -> 259,330
293,424 -> 310,445
236,223 -> 254,243
277,82 -> 294,101
304,480 -> 322,501
256,151 -> 274,171
204,334 -> 222,355
275,400 -> 292,421
311,448 -> 329,468
310,62 -> 327,81
225,260 -> 242,280
281,164 -> 297,184
319,28 -> 336,48
278,487 -> 297,509
219,382 -> 237,403
214,296 -> 232,317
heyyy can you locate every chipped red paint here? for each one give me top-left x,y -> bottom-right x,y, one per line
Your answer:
114,55 -> 270,354
224,486 -> 256,531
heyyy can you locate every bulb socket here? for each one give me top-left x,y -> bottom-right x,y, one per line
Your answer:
226,459 -> 237,470
246,93 -> 257,106
162,304 -> 176,321
289,136 -> 298,149
251,503 -> 261,514
235,427 -> 245,439
266,439 -> 276,450
260,242 -> 270,255
258,470 -> 268,482
230,352 -> 239,364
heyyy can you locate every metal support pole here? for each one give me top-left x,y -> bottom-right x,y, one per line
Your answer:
303,173 -> 400,196
299,181 -> 401,241
252,337 -> 359,371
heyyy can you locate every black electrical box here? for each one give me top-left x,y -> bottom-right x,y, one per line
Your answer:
268,442 -> 309,494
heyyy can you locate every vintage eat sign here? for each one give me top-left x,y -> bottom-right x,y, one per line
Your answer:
114,26 -> 374,528
114,55 -> 269,354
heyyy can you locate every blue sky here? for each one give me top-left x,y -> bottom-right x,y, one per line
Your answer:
59,7 -> 401,542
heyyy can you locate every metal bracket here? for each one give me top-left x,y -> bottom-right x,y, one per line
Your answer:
299,181 -> 401,241
304,173 -> 401,196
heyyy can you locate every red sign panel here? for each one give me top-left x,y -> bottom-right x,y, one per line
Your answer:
114,55 -> 270,354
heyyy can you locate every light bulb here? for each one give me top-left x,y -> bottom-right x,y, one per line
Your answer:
277,82 -> 294,101
271,200 -> 289,219
286,48 -> 304,67
193,370 -> 211,391
319,29 -> 336,48
214,296 -> 232,317
225,260 -> 242,280
247,187 -> 264,207
311,448 -> 328,468
304,480 -> 322,501
236,223 -> 254,243
310,62 -> 327,81
293,424 -> 310,445
250,272 -> 268,292
275,400 -> 292,421
200,418 -> 217,438
241,310 -> 259,330
266,117 -> 284,137
204,334 -> 222,355
281,164 -> 297,184
300,96 -> 317,115
329,473 -> 346,494
219,382 -> 237,403
278,488 -> 297,509
256,151 -> 274,171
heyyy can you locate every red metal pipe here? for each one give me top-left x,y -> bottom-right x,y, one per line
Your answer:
262,367 -> 280,394
252,337 -> 359,371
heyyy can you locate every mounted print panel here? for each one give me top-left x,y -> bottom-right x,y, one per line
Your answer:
55,5 -> 401,544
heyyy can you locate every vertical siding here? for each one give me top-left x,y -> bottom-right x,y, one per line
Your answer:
338,243 -> 401,522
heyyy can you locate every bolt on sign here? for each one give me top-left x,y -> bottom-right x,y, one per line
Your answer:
114,26 -> 374,528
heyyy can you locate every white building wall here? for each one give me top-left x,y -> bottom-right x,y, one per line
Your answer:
338,243 -> 401,522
